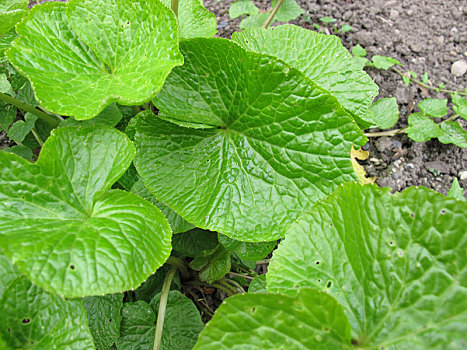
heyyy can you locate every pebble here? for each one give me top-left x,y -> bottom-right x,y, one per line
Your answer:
410,43 -> 423,53
354,31 -> 375,47
389,9 -> 399,20
451,60 -> 467,77
460,170 -> 467,180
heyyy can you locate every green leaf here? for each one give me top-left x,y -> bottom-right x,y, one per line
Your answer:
160,0 -> 217,39
60,103 -> 123,128
272,0 -> 303,22
267,183 -> 467,348
0,0 -> 28,34
139,39 -> 366,241
232,25 -> 378,126
0,253 -> 20,298
0,126 -> 172,297
6,1 -> 183,120
370,97 -> 399,129
353,56 -> 369,70
172,228 -> 219,257
150,291 -> 204,350
0,276 -> 94,349
218,233 -> 276,261
422,72 -> 429,83
131,179 -> 194,234
6,112 -> 37,143
0,73 -> 11,93
438,121 -> 467,147
371,55 -> 401,70
352,44 -> 367,57
189,245 -> 232,283
248,274 -> 267,293
84,293 -> 123,350
118,164 -> 139,191
320,16 -> 337,24
134,265 -> 181,303
340,24 -> 353,33
194,288 -> 351,349
405,113 -> 444,142
451,93 -> 467,120
402,75 -> 411,86
2,145 -> 33,160
238,12 -> 270,29
0,28 -> 18,57
409,70 -> 417,78
229,0 -> 259,19
418,98 -> 448,118
117,291 -> 203,350
447,178 -> 466,202
0,102 -> 16,132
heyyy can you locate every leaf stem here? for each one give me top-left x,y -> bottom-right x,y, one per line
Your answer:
171,0 -> 179,18
392,67 -> 467,96
223,278 -> 246,293
262,0 -> 284,28
31,128 -> 44,146
228,271 -> 254,280
212,280 -> 238,296
166,256 -> 190,279
153,265 -> 177,350
0,92 -> 60,128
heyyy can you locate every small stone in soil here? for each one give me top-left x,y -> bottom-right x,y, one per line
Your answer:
451,60 -> 467,77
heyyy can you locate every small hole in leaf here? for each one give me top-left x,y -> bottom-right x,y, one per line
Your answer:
315,261 -> 320,265
22,319 -> 31,324
7,328 -> 11,333
351,339 -> 358,345
317,279 -> 321,283
388,241 -> 393,245
440,209 -> 446,214
21,196 -> 25,199
326,281 -> 332,288
70,265 -> 75,270
251,308 -> 256,314
109,318 -> 112,323
206,159 -> 210,163
127,21 -> 130,24
410,213 -> 415,218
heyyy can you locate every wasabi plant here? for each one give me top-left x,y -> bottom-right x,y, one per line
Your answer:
0,0 -> 465,349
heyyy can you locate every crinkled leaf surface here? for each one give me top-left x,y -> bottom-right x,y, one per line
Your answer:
418,98 -> 448,118
229,0 -> 259,19
272,0 -> 303,22
0,275 -> 94,349
438,121 -> 467,147
371,55 -> 401,70
406,113 -> 443,142
172,228 -> 219,257
370,97 -> 399,129
452,93 -> 467,120
189,245 -> 232,283
248,274 -> 267,293
131,179 -> 194,234
6,112 -> 37,143
83,293 -> 124,350
60,103 -> 123,128
138,39 -> 366,241
161,0 -> 216,39
0,126 -> 172,297
218,233 -> 276,261
0,253 -> 20,298
0,0 -> 28,34
116,291 -> 203,350
194,288 -> 351,349
232,25 -> 378,126
268,183 -> 467,349
2,144 -> 33,160
6,0 -> 183,119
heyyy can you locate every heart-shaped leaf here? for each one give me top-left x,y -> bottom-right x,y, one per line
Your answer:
267,183 -> 467,348
232,25 -> 379,126
194,288 -> 351,349
0,271 -> 94,349
135,38 -> 366,241
6,0 -> 183,120
0,126 -> 172,297
161,0 -> 217,39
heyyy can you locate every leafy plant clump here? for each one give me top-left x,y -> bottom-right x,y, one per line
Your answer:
0,0 -> 465,349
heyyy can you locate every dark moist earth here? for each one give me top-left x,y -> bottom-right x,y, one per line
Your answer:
204,0 -> 467,198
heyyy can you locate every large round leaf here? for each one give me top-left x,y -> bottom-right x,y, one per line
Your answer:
232,25 -> 379,126
194,288 -> 351,349
0,275 -> 94,350
161,0 -> 217,39
136,38 -> 366,241
0,127 -> 172,297
6,0 -> 183,120
268,183 -> 467,349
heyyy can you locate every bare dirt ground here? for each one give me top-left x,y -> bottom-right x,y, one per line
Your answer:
204,0 -> 467,198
